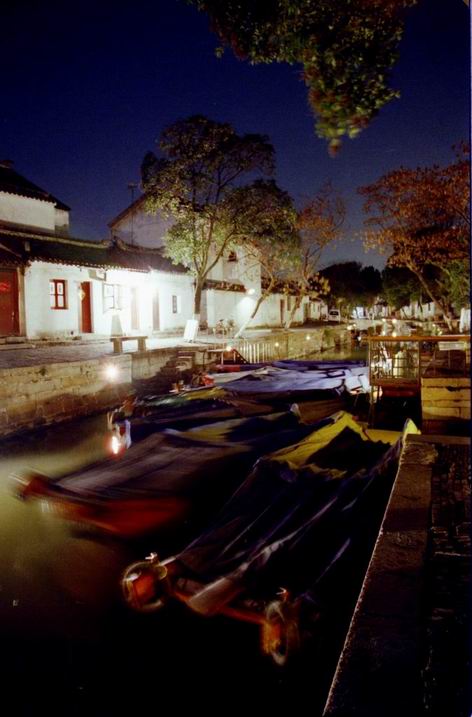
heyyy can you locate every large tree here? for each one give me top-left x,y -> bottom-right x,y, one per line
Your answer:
189,0 -> 416,154
283,182 -> 345,328
359,146 -> 470,328
141,115 -> 274,316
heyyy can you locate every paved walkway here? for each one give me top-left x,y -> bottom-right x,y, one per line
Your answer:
0,330 -> 275,369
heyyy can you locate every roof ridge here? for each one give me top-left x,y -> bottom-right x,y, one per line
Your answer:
0,227 -> 109,248
114,237 -> 166,254
108,192 -> 147,227
0,165 -> 70,210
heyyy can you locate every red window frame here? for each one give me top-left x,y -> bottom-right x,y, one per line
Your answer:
49,279 -> 67,310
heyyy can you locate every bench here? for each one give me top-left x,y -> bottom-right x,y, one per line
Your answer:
110,335 -> 147,354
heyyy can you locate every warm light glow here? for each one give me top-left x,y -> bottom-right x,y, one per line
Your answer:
105,364 -> 119,381
382,318 -> 386,322
305,335 -> 310,340
111,435 -> 121,455
226,345 -> 233,352
275,342 -> 279,348
392,318 -> 397,324
246,287 -> 255,295
392,331 -> 397,337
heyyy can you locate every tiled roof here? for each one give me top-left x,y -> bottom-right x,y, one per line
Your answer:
0,227 -> 187,274
0,164 -> 70,210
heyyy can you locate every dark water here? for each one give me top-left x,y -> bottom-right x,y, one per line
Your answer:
0,350 -> 371,716
0,414 -> 347,715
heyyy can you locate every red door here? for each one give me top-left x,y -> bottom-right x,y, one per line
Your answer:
0,269 -> 19,336
80,282 -> 92,333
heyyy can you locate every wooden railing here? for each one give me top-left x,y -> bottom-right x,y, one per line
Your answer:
368,334 -> 471,388
233,337 -> 286,363
203,336 -> 289,364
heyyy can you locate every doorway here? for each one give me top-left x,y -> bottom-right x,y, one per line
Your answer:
79,282 -> 92,333
0,269 -> 19,335
131,287 -> 139,331
152,289 -> 160,331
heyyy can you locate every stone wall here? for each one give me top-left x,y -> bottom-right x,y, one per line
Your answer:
235,326 -> 350,362
0,325 -> 351,437
421,377 -> 470,433
0,354 -> 132,436
286,325 -> 349,356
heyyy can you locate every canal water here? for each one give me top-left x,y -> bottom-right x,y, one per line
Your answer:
0,347 -> 369,715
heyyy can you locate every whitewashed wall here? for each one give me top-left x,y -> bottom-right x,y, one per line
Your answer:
111,208 -> 170,248
54,208 -> 70,233
152,271 -> 194,330
0,193 -> 56,231
24,262 -> 156,338
95,268 -> 154,335
403,300 -> 438,320
206,249 -> 261,289
23,261 -> 330,339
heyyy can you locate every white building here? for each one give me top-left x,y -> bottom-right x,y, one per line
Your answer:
109,193 -> 323,332
0,162 -> 320,339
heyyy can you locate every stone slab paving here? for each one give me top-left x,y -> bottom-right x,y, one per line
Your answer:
0,337 -> 221,369
0,327 -> 291,370
422,438 -> 471,716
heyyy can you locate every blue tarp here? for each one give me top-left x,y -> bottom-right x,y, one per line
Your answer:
221,364 -> 369,396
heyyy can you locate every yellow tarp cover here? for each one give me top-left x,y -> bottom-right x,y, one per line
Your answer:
266,411 -> 419,470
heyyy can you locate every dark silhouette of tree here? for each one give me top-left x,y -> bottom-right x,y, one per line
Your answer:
189,0 -> 417,153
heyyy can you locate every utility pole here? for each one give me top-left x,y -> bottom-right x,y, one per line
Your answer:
128,182 -> 138,245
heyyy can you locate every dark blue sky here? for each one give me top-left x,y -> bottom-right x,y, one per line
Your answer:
2,0 -> 469,268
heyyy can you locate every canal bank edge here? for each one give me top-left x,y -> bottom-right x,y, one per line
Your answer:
0,326 -> 351,437
323,433 -> 471,717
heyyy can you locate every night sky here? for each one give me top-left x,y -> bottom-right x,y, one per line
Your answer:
2,0 -> 469,268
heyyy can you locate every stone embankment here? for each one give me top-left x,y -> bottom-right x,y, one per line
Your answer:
421,377 -> 471,433
323,433 -> 471,717
0,326 -> 350,436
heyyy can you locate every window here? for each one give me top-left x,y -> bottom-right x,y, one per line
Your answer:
172,295 -> 181,314
225,251 -> 239,280
49,279 -> 67,309
103,284 -> 123,311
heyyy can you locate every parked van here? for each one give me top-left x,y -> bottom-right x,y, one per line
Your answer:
326,309 -> 341,323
